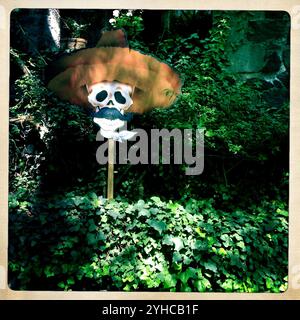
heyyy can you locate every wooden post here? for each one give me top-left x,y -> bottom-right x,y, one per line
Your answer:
107,138 -> 114,200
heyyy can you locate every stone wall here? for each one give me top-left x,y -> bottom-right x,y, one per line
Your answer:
221,11 -> 290,109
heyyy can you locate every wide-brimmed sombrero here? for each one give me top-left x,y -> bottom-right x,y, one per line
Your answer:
47,29 -> 181,114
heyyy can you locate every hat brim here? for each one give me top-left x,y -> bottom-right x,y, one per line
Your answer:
47,47 -> 181,113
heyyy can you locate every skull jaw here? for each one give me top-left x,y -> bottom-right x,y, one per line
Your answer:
93,117 -> 124,132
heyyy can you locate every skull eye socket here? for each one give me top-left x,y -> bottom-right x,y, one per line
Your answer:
96,90 -> 108,102
114,91 -> 126,104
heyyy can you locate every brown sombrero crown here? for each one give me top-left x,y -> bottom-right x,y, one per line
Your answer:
47,30 -> 181,114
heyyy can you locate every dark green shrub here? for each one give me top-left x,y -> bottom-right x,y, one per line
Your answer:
9,192 -> 288,292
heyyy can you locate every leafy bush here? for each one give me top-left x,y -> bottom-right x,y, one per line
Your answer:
9,192 -> 288,292
126,16 -> 289,202
142,17 -> 289,160
9,10 -> 289,292
63,17 -> 90,38
9,71 -> 101,195
110,10 -> 144,39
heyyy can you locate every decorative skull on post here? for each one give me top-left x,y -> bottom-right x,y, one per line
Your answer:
87,81 -> 136,141
46,28 -> 181,199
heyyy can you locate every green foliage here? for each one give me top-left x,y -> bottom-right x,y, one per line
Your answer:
63,17 -> 91,38
110,10 -> 144,40
120,15 -> 289,202
9,192 -> 288,292
9,71 -> 101,197
9,10 -> 289,292
143,17 -> 288,160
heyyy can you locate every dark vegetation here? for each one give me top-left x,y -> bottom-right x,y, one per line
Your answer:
9,9 -> 289,292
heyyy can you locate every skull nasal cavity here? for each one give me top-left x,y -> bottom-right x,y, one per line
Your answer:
96,90 -> 108,102
114,91 -> 126,104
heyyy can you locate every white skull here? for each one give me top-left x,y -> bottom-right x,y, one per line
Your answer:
87,81 -> 133,111
89,81 -> 136,141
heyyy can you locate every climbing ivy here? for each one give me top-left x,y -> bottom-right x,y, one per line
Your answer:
9,192 -> 288,292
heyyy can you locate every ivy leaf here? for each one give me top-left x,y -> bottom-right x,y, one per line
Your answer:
67,277 -> 75,285
233,233 -> 243,241
44,266 -> 55,278
138,209 -> 150,217
220,234 -> 231,247
178,267 -> 197,284
147,219 -> 167,235
266,277 -> 274,289
173,252 -> 182,262
162,235 -> 184,251
194,278 -> 211,292
87,231 -> 106,245
158,273 -> 177,289
221,279 -> 234,291
218,247 -> 227,256
276,208 -> 288,217
135,199 -> 145,208
98,231 -> 106,241
73,197 -> 83,206
181,284 -> 192,292
230,255 -> 242,268
88,219 -> 97,232
151,196 -> 161,204
87,233 -> 97,245
183,255 -> 192,265
237,241 -> 246,250
203,261 -> 217,273
162,235 -> 173,246
207,236 -> 216,246
107,210 -> 121,219
195,227 -> 206,238
149,208 -> 159,215
193,240 -> 208,251
172,237 -> 184,251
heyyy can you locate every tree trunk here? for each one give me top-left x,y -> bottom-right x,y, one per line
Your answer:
14,9 -> 61,55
